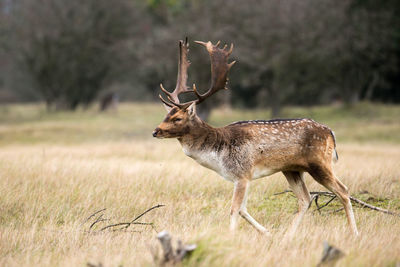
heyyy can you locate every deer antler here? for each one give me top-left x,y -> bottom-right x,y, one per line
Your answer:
191,41 -> 235,105
159,39 -> 235,109
159,38 -> 194,109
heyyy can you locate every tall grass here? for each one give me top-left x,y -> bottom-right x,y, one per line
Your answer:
0,103 -> 399,266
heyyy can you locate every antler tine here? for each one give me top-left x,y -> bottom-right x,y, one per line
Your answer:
159,83 -> 174,101
159,83 -> 186,108
158,94 -> 174,108
227,43 -> 234,55
192,40 -> 235,105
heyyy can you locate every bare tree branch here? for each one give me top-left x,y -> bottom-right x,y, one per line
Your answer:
100,204 -> 165,231
129,204 -> 165,225
314,195 -> 321,214
89,214 -> 110,230
82,208 -> 107,225
273,190 -> 399,216
315,196 -> 337,213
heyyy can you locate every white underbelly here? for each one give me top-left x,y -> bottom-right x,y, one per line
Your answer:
252,165 -> 277,180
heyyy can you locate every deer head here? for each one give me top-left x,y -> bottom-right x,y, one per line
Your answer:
153,38 -> 235,138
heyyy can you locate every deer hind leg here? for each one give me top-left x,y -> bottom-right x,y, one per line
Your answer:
283,171 -> 312,237
230,179 -> 270,235
309,163 -> 359,236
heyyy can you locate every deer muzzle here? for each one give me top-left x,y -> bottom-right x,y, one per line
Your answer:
152,127 -> 162,137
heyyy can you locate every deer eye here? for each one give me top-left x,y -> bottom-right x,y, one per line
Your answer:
173,118 -> 182,122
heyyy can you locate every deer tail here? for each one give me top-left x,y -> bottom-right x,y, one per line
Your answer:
330,130 -> 339,163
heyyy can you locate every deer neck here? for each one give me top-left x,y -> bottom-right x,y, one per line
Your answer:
178,119 -> 216,151
178,119 -> 230,175
179,118 -> 232,160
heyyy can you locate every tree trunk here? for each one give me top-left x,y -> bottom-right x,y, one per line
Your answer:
267,84 -> 281,118
271,100 -> 281,118
349,90 -> 360,104
364,72 -> 379,101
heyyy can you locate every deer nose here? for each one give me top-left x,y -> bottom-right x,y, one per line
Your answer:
152,128 -> 161,137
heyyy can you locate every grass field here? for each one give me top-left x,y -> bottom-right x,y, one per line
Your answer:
0,102 -> 399,266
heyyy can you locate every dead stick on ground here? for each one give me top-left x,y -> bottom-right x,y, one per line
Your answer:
128,204 -> 165,225
100,204 -> 165,231
308,194 -> 318,209
89,214 -> 110,230
316,196 -> 337,212
348,195 -> 398,216
314,195 -> 321,214
82,208 -> 107,225
274,190 -> 399,216
273,190 -> 292,196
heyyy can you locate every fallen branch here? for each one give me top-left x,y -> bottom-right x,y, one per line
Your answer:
82,208 -> 107,225
314,195 -> 321,214
348,195 -> 393,214
274,189 -> 291,196
316,195 -> 336,212
312,191 -> 399,216
273,190 -> 399,216
89,214 -> 110,230
83,204 -> 165,233
308,194 -> 318,210
100,204 -> 165,231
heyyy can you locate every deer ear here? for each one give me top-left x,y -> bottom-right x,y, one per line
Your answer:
187,102 -> 196,118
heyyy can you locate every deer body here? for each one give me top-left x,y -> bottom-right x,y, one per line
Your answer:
153,39 -> 358,236
178,118 -> 336,182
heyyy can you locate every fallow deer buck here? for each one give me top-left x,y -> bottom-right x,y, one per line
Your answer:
153,39 -> 359,236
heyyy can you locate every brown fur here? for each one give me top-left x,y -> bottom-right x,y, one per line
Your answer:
153,39 -> 357,236
153,106 -> 359,236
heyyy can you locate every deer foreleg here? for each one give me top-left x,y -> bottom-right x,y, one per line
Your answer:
230,179 -> 270,235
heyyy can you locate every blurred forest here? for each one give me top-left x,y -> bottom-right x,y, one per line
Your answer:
0,0 -> 399,115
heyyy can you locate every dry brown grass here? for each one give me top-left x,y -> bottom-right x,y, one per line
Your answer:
1,141 -> 399,266
0,103 -> 399,266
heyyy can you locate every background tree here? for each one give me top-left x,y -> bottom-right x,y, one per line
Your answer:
6,0 -> 141,110
0,0 -> 399,115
